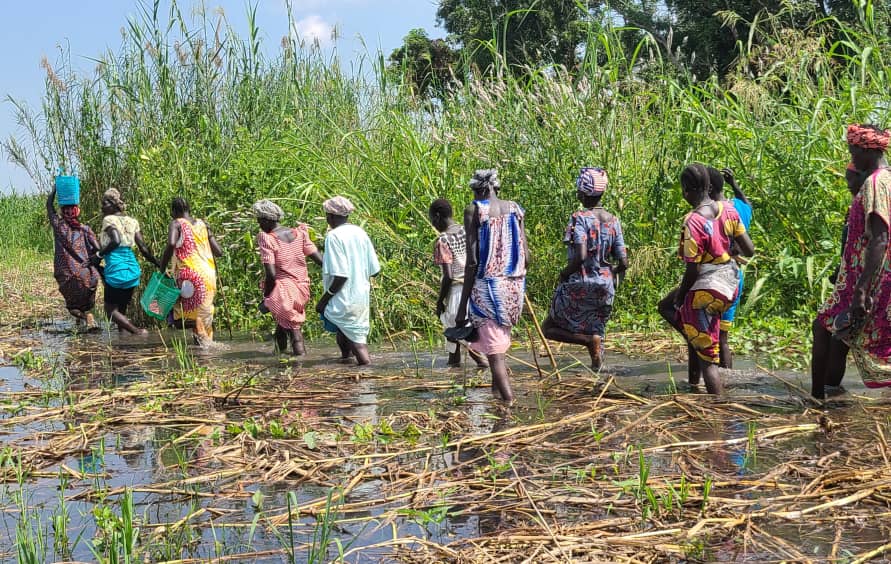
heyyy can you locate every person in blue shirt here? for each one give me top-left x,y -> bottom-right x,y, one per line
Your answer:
708,167 -> 753,368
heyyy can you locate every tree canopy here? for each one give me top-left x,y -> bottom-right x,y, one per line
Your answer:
387,0 -> 891,99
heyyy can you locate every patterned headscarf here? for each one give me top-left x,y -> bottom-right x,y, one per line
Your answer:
469,169 -> 500,193
847,124 -> 890,151
576,167 -> 608,196
102,188 -> 126,212
61,205 -> 81,228
323,196 -> 355,217
251,199 -> 284,222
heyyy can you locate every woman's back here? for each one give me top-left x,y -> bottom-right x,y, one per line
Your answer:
474,199 -> 526,280
566,208 -> 625,283
259,225 -> 315,284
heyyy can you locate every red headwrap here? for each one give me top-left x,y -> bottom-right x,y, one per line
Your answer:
61,205 -> 81,228
847,124 -> 890,151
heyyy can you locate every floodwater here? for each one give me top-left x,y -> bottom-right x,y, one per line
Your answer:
1,318 -> 890,562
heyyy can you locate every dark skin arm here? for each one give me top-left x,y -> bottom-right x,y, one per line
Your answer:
851,213 -> 889,318
722,168 -> 751,205
135,231 -> 160,268
207,225 -> 224,258
436,265 -> 451,316
455,203 -> 480,326
158,220 -> 180,272
315,275 -> 347,315
46,187 -> 57,218
99,226 -> 121,257
559,243 -> 586,282
733,232 -> 755,258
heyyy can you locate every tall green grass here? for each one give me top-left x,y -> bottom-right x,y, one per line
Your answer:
3,0 -> 890,339
0,194 -> 52,255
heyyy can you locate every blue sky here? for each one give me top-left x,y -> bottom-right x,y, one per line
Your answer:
0,0 -> 440,194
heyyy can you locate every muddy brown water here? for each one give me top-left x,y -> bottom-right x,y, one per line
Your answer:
1,318 -> 890,562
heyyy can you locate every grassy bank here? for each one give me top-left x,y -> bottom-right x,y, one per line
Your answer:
3,2 -> 890,362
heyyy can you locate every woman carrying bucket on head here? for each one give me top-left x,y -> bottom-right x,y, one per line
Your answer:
158,197 -> 223,347
46,179 -> 102,330
96,188 -> 160,334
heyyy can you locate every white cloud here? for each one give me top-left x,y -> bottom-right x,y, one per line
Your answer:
291,15 -> 334,46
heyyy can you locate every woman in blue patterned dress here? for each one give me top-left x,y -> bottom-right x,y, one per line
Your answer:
543,167 -> 628,369
455,169 -> 529,403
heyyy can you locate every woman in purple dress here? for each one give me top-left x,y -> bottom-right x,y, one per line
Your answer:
543,167 -> 628,369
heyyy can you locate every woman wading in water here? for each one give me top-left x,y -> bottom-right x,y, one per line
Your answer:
252,199 -> 323,355
658,164 -> 754,394
159,197 -> 223,346
96,188 -> 160,334
46,186 -> 102,329
455,169 -> 530,403
813,124 -> 891,398
316,196 -> 381,366
543,167 -> 627,370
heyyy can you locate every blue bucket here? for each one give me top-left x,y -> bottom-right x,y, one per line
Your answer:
55,175 -> 81,206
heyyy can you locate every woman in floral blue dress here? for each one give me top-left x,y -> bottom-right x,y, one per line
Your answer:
543,167 -> 628,369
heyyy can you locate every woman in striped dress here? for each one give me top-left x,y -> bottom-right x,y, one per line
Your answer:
252,200 -> 323,355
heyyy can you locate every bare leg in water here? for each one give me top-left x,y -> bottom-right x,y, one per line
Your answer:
336,330 -> 371,365
104,302 -> 146,335
811,320 -> 849,399
290,328 -> 306,356
542,317 -> 602,369
274,326 -> 288,353
487,353 -> 513,403
447,347 -> 489,368
335,331 -> 353,363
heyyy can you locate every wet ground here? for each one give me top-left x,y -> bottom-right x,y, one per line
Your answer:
1,317 -> 891,562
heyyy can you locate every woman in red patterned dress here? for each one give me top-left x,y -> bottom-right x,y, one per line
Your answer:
252,200 -> 323,355
813,124 -> 891,398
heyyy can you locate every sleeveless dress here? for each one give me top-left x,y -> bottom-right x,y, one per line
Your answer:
171,218 -> 217,340
548,208 -> 626,338
468,200 -> 527,355
258,225 -> 318,329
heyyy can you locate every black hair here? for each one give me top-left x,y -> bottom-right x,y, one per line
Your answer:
172,197 -> 190,217
680,163 -> 711,197
429,198 -> 453,219
707,167 -> 724,195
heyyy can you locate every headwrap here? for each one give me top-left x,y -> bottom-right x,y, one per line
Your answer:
847,124 -> 890,151
61,205 -> 81,228
102,188 -> 126,212
469,169 -> 500,193
323,196 -> 355,217
576,167 -> 608,196
251,199 -> 284,222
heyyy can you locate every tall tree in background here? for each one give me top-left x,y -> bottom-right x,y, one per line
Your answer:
389,29 -> 460,99
436,0 -> 589,73
607,0 -> 888,78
